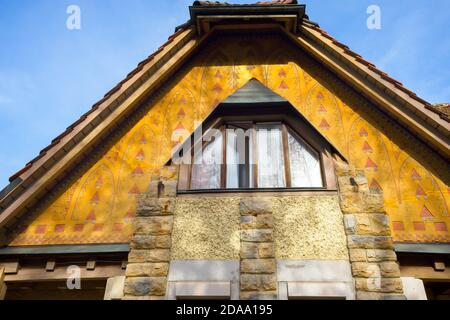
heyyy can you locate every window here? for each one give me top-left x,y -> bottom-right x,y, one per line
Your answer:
188,121 -> 324,190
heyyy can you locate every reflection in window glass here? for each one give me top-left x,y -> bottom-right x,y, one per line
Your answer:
226,127 -> 253,189
288,131 -> 322,188
257,124 -> 286,188
191,133 -> 222,189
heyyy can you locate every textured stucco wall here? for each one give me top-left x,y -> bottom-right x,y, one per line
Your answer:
171,195 -> 348,261
273,195 -> 349,260
171,197 -> 241,260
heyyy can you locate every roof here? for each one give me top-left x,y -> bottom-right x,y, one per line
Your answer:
0,1 -> 449,243
193,0 -> 299,6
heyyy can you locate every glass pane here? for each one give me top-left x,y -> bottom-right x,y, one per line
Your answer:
288,131 -> 323,188
226,128 -> 253,189
256,124 -> 286,188
191,133 -> 222,189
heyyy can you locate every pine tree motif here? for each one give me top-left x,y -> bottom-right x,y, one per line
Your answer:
179,96 -> 187,104
362,141 -> 373,153
420,206 -> 434,221
132,166 -> 144,177
136,149 -> 145,161
279,80 -> 289,90
90,192 -> 100,205
129,184 -> 141,195
411,168 -> 421,181
86,210 -> 96,223
278,69 -> 287,77
416,185 -> 427,198
214,71 -> 223,79
212,83 -> 222,92
95,177 -> 103,189
317,92 -> 324,100
139,135 -> 147,145
365,157 -> 378,171
318,104 -> 327,113
175,122 -> 185,131
177,108 -> 186,118
370,179 -> 382,192
359,128 -> 368,137
319,119 -> 330,130
124,208 -> 135,223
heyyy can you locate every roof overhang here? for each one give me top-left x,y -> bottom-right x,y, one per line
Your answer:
189,3 -> 306,34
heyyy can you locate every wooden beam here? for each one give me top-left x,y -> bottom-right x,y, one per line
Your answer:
5,265 -> 124,283
86,260 -> 96,271
0,262 -> 19,275
400,265 -> 450,281
0,267 -> 6,300
45,261 -> 56,272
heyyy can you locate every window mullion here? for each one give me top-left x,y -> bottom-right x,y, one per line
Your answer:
221,125 -> 227,189
282,123 -> 292,188
252,122 -> 258,188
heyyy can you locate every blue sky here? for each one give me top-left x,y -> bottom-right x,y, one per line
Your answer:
0,0 -> 449,188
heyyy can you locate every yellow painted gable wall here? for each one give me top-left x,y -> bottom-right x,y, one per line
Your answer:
9,33 -> 449,246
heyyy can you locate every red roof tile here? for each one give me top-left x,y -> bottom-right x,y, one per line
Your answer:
193,0 -> 298,6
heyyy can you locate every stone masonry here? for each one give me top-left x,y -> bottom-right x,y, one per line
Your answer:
123,166 -> 178,300
0,267 -> 6,300
335,160 -> 406,300
239,197 -> 278,300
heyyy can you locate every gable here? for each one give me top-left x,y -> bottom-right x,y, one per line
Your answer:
0,3 -> 447,249
3,31 -> 448,247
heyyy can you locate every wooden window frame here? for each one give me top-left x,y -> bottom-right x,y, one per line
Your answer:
180,116 -> 334,192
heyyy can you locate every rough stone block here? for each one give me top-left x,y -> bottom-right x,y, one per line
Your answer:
334,161 -> 356,177
124,277 -> 166,296
126,263 -> 169,277
355,277 -> 381,292
351,262 -> 381,278
240,198 -> 272,216
241,259 -> 276,274
241,229 -> 273,243
241,243 -> 274,259
366,249 -> 397,262
339,192 -> 385,214
240,214 -> 274,230
349,249 -> 367,262
133,216 -> 173,235
380,262 -> 401,278
161,181 -> 177,198
347,235 -> 394,250
131,235 -> 172,250
128,249 -> 171,263
240,274 -> 277,291
137,197 -> 175,216
368,214 -> 391,236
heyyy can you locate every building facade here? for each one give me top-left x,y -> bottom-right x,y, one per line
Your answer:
0,1 -> 449,300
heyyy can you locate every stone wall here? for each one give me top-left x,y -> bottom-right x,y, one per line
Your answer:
171,198 -> 241,260
123,167 -> 178,300
0,267 -> 6,300
335,160 -> 406,300
239,198 -> 278,300
272,196 -> 348,260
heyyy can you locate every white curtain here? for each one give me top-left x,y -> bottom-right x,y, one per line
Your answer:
191,133 -> 222,189
288,131 -> 322,188
226,129 -> 239,188
257,124 -> 286,188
